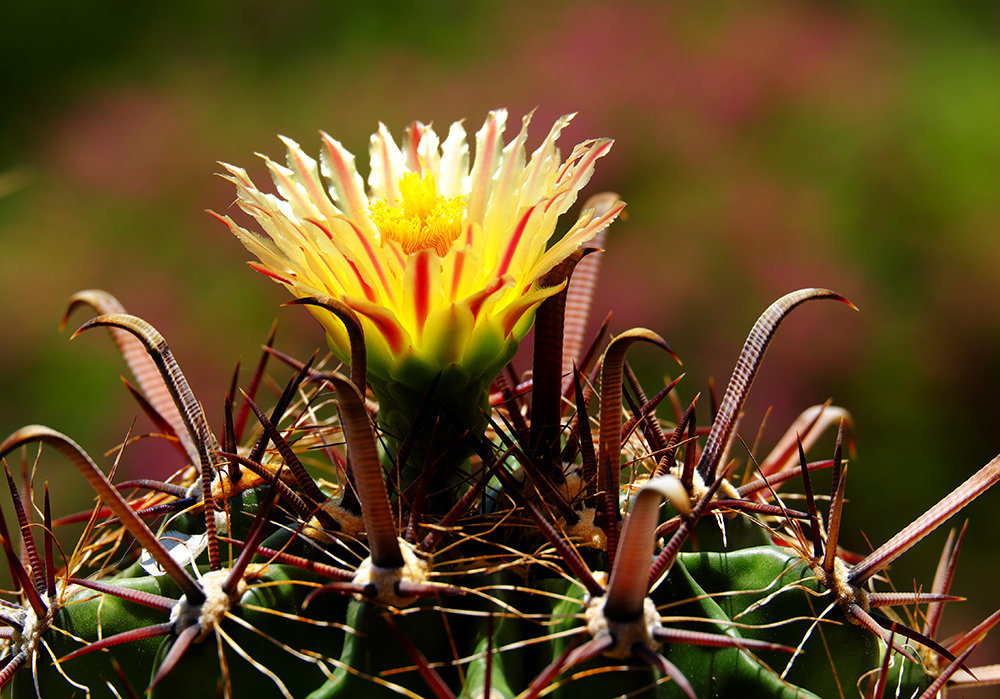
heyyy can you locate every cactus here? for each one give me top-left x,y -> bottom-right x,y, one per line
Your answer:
1,111 -> 998,698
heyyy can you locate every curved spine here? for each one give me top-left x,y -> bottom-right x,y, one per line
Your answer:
72,313 -> 221,569
62,290 -> 201,466
597,329 -> 678,544
603,475 -> 688,621
328,373 -> 404,569
696,288 -> 856,482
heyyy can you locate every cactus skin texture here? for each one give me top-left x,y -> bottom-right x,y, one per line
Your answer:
2,246 -> 1000,694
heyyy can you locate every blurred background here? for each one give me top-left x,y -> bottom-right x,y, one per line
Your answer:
2,0 -> 999,671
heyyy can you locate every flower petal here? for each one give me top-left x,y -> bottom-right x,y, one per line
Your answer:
402,249 -> 443,341
319,131 -> 372,225
529,198 -> 625,282
438,121 -> 469,199
498,279 -> 569,339
404,121 -> 441,176
369,122 -> 405,205
466,109 -> 507,232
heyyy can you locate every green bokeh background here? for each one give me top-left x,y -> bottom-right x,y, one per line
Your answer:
2,0 -> 999,673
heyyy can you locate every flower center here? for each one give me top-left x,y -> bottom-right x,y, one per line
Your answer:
369,172 -> 464,256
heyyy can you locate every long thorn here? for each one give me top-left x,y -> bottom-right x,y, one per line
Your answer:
653,393 -> 695,479
67,578 -> 176,611
632,644 -> 696,699
0,529 -> 46,617
736,459 -> 834,498
598,329 -> 679,533
847,604 -> 917,662
867,592 -> 962,608
655,627 -> 795,653
918,644 -> 980,699
924,522 -> 966,640
223,475 -> 281,596
328,374 -> 404,569
823,423 -> 849,575
531,250 -> 588,474
224,391 -> 241,482
871,623 -> 896,699
573,366 -> 599,507
71,314 -> 222,571
796,438 -> 823,560
696,289 -> 856,482
0,650 -> 27,690
114,479 -> 189,498
43,483 -> 55,598
850,452 -> 1000,586
383,613 -> 457,699
60,622 -> 174,664
63,291 -> 201,466
561,193 -> 618,392
948,607 -> 1000,657
869,611 -> 957,663
605,476 -> 688,622
287,296 -> 367,390
2,462 -> 44,594
70,313 -> 219,462
248,353 -> 315,464
148,624 -> 200,690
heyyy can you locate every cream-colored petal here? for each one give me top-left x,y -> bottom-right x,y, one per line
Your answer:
521,113 -> 575,202
278,136 -> 346,225
528,199 -> 624,283
438,121 -> 469,199
403,121 -> 441,176
368,122 -> 405,205
262,155 -> 323,222
466,110 -> 508,230
481,113 -> 531,255
319,132 -> 373,227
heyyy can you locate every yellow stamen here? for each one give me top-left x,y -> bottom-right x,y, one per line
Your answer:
369,172 -> 464,256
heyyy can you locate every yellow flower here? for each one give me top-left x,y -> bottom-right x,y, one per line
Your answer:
215,110 -> 622,444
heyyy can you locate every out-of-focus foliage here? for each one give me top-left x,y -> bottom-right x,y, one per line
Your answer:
2,0 -> 999,663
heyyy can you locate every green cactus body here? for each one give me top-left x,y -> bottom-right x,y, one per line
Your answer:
11,577 -> 170,697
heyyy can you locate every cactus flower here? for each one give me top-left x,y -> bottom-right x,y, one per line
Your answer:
216,110 -> 622,448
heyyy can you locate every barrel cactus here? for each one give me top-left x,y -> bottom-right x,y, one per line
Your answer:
1,111 -> 997,698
